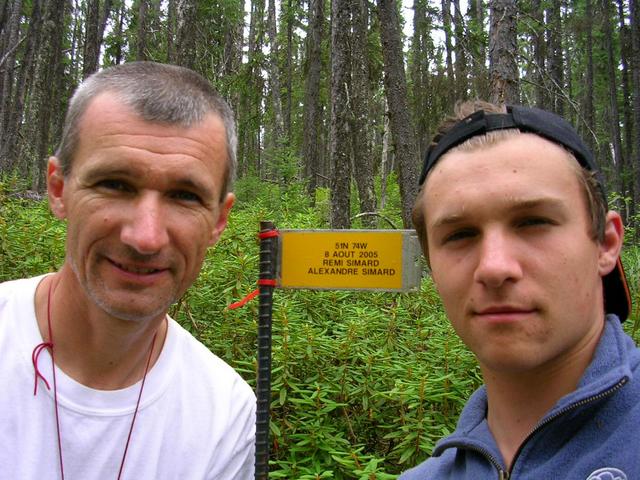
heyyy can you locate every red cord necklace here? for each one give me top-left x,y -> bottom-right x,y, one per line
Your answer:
32,279 -> 158,479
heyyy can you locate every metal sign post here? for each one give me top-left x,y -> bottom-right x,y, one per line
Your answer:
255,221 -> 277,480
252,226 -> 422,479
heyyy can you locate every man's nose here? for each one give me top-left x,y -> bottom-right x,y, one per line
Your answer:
120,194 -> 170,254
473,230 -> 523,288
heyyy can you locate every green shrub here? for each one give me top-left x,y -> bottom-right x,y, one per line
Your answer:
622,245 -> 640,342
3,177 -> 638,479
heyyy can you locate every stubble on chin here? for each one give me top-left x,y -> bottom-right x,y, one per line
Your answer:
69,255 -> 178,323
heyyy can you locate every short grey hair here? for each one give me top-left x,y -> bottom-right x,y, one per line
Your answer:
56,61 -> 237,199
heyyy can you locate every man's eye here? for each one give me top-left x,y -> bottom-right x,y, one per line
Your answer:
442,229 -> 476,244
171,191 -> 201,203
518,217 -> 553,228
96,179 -> 130,192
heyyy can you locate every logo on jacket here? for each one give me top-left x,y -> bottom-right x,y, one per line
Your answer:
586,468 -> 627,480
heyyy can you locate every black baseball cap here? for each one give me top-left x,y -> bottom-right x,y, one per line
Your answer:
418,104 -> 632,321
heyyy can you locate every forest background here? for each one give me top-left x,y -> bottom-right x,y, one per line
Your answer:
1,0 -> 640,478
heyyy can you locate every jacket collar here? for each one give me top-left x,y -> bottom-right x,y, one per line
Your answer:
433,314 -> 633,458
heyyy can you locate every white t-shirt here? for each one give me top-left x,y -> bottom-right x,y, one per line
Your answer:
0,275 -> 256,479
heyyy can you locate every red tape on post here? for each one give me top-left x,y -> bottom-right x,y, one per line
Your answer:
228,288 -> 260,310
227,229 -> 279,310
258,230 -> 279,239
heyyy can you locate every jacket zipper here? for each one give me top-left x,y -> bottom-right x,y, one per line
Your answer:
438,376 -> 628,480
437,443 -> 510,479
506,376 -> 629,478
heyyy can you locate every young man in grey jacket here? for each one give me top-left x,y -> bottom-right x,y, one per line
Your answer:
401,101 -> 637,480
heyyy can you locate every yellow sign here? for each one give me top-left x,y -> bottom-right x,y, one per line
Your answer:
278,230 -> 421,292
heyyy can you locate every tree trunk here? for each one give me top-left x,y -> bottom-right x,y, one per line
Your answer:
546,0 -> 564,115
452,0 -> 467,100
531,0 -> 547,109
222,5 -> 243,124
166,0 -> 176,63
441,0 -> 455,104
467,0 -> 487,99
0,0 -> 23,150
380,102 -> 391,211
50,14 -> 69,156
618,0 -> 635,218
266,0 -> 284,144
601,0 -> 624,207
113,1 -> 125,64
175,0 -> 197,69
237,0 -> 264,177
411,0 -> 430,156
69,0 -> 81,80
377,0 -> 420,228
329,0 -> 351,229
583,0 -> 596,152
82,0 -> 100,77
0,0 -> 42,171
351,0 -> 376,228
27,0 -> 66,191
98,0 -> 113,53
0,0 -> 9,35
136,0 -> 149,61
224,8 -> 244,80
284,0 -> 293,137
631,0 -> 640,233
488,0 -> 519,104
302,0 -> 324,197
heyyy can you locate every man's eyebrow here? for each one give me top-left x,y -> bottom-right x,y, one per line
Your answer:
82,165 -> 135,181
430,213 -> 467,229
508,197 -> 567,212
170,177 -> 214,194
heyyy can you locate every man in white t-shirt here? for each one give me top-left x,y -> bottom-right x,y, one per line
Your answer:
0,62 -> 255,479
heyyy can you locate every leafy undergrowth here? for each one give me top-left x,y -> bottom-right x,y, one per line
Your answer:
172,183 -> 480,478
2,177 -> 638,479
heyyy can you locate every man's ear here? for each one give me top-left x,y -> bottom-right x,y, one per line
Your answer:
47,157 -> 67,220
598,211 -> 624,277
208,192 -> 235,246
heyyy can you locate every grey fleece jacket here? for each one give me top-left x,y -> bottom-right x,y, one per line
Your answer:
399,314 -> 640,480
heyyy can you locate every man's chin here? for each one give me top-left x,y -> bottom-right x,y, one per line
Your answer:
101,304 -> 170,323
89,289 -> 175,323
